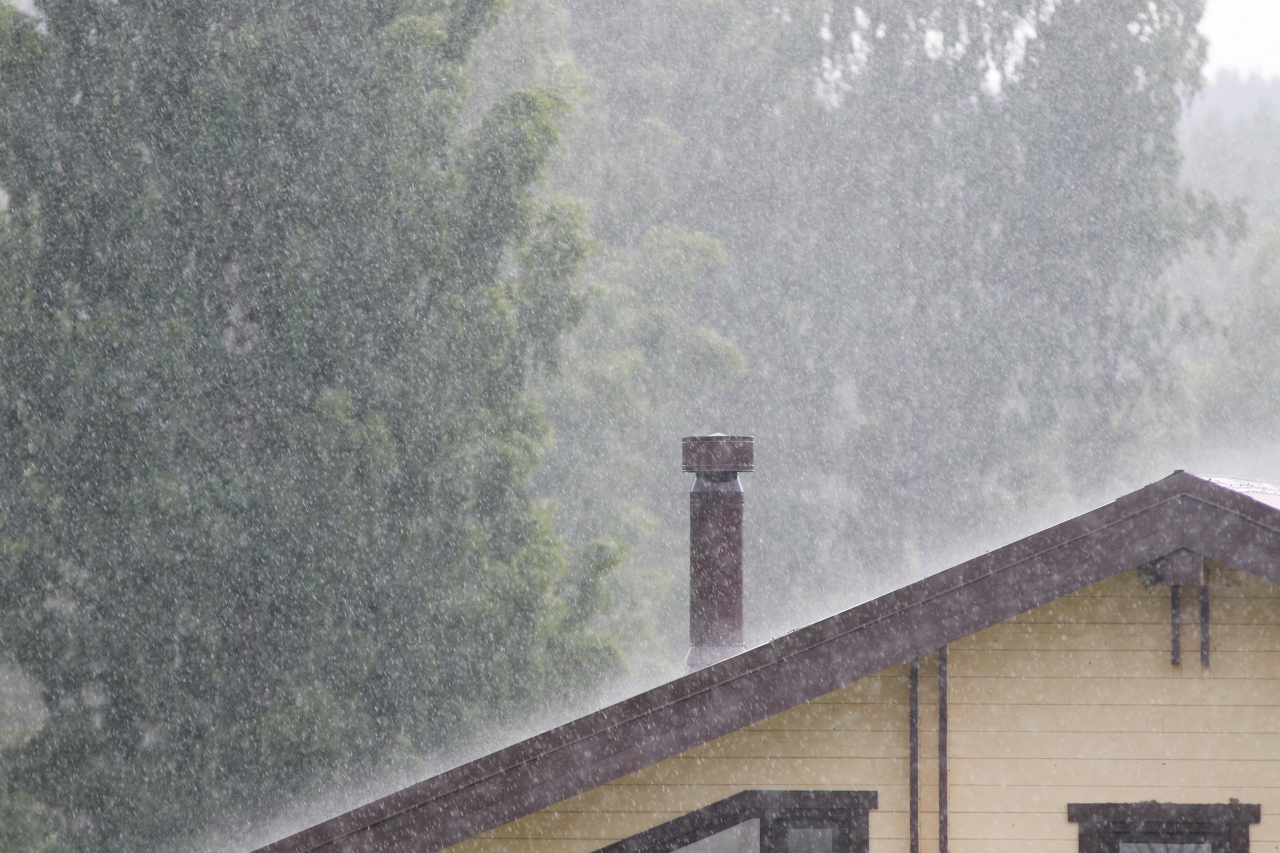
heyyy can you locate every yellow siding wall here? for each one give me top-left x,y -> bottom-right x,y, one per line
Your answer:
448,567 -> 1280,853
949,564 -> 1280,853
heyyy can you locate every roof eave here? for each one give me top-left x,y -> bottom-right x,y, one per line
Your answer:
256,471 -> 1280,853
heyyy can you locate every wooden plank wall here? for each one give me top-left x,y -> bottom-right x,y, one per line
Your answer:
447,567 -> 1280,853
948,565 -> 1280,853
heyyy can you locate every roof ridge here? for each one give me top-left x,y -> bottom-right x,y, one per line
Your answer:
255,471 -> 1280,853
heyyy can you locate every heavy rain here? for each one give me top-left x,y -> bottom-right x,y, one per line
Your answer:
0,0 -> 1278,851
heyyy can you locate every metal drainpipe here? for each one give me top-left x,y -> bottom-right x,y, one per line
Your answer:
682,434 -> 753,672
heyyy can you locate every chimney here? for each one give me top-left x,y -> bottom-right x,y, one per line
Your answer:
682,434 -> 753,671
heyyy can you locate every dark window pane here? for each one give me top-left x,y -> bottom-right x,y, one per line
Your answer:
779,824 -> 837,853
676,819 -> 760,853
1118,844 -> 1211,853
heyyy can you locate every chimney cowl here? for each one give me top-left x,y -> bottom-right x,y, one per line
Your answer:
682,434 -> 754,473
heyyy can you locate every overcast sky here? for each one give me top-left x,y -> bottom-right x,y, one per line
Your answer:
1201,0 -> 1280,80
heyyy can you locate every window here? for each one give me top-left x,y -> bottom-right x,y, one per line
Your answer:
596,791 -> 878,853
1068,803 -> 1261,853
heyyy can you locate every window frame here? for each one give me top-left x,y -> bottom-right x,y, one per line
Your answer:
1068,802 -> 1261,853
595,790 -> 878,853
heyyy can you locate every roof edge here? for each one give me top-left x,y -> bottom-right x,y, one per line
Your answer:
255,471 -> 1280,853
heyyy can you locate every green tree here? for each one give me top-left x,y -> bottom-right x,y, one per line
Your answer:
1173,90 -> 1280,451
553,0 -> 1226,629
1202,229 -> 1280,444
468,2 -> 748,677
0,1 -> 614,850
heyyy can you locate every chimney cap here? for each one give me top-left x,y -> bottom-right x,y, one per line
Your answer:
682,434 -> 754,472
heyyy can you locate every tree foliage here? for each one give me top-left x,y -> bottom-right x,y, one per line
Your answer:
468,1 -> 749,675
543,0 -> 1226,629
1180,92 -> 1280,448
0,0 -> 1251,847
0,1 -> 615,849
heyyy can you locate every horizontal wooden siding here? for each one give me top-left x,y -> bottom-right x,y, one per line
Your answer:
448,567 -> 1279,853
948,565 -> 1280,853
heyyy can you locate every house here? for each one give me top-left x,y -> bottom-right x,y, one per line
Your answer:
255,450 -> 1280,853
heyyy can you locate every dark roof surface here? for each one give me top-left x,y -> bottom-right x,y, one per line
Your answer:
256,471 -> 1280,853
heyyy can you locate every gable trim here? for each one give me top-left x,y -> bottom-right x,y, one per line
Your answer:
256,472 -> 1280,853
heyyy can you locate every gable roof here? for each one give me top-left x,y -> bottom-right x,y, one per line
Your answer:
256,471 -> 1280,853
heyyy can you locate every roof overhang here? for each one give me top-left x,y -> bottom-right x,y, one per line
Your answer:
256,471 -> 1280,853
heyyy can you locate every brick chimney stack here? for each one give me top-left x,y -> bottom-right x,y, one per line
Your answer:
682,434 -> 753,671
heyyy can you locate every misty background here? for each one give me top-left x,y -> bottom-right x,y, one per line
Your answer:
1,1 -> 1279,851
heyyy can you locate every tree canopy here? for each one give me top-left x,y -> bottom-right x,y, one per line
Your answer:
537,0 -> 1230,630
0,0 -> 1259,850
0,1 -> 616,849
